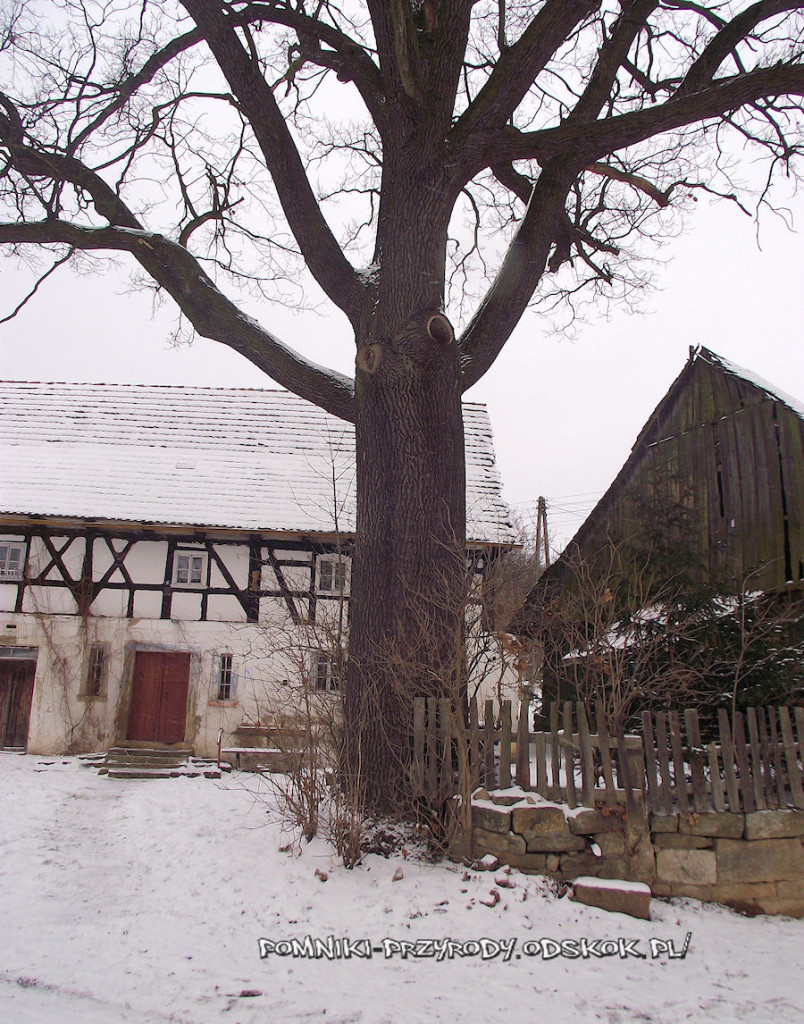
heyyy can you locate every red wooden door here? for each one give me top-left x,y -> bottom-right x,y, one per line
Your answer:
0,660 -> 36,749
128,652 -> 190,744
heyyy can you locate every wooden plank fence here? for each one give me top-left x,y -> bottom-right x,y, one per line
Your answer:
411,697 -> 804,815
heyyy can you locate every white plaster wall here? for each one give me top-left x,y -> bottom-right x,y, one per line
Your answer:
207,595 -> 248,623
133,590 -> 164,619
119,540 -> 169,584
210,545 -> 249,589
0,585 -> 17,613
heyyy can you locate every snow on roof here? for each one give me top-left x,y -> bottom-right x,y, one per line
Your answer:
698,347 -> 804,420
0,382 -> 516,543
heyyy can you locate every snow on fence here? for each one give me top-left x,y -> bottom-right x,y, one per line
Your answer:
411,697 -> 804,816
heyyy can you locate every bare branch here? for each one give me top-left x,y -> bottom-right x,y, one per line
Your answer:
180,0 -> 364,326
0,219 -> 355,421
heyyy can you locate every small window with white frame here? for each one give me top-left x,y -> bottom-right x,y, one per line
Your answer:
313,652 -> 339,692
83,643 -> 108,698
0,539 -> 25,581
316,554 -> 349,596
215,652 -> 236,701
173,549 -> 208,587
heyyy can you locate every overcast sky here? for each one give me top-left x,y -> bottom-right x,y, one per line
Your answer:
1,189 -> 802,554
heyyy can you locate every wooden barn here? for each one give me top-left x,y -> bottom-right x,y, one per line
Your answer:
545,346 -> 803,595
515,347 -> 804,719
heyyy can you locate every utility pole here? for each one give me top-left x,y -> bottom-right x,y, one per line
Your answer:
535,496 -> 551,568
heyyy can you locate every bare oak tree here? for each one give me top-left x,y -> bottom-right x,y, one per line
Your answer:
1,1 -> 803,809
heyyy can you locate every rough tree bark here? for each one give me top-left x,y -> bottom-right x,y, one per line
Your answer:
2,0 -> 804,811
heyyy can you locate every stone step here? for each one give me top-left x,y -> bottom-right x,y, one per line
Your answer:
107,746 -> 190,759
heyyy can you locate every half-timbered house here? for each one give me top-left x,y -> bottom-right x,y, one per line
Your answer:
0,382 -> 515,757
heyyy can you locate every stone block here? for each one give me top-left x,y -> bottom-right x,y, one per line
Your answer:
744,811 -> 804,841
653,833 -> 713,850
715,837 -> 804,884
472,827 -> 525,858
526,832 -> 586,853
490,789 -> 534,807
595,832 -> 626,857
512,805 -> 566,836
573,877 -> 651,920
626,838 -> 657,886
651,882 -> 672,897
656,848 -> 717,886
679,813 -> 744,839
493,852 -> 549,875
545,854 -> 560,872
560,852 -> 604,878
472,804 -> 512,834
754,898 -> 804,918
710,882 -> 777,902
568,809 -> 625,835
650,814 -> 679,834
662,883 -> 717,901
777,879 -> 804,899
597,858 -> 630,880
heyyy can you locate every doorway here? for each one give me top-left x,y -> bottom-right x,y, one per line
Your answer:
0,658 -> 36,749
127,651 -> 191,745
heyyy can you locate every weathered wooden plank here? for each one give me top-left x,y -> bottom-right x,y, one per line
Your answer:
654,712 -> 674,815
746,708 -> 766,811
757,708 -> 776,809
426,696 -> 438,805
484,699 -> 495,792
438,698 -> 452,800
779,706 -> 804,810
718,708 -> 741,812
767,708 -> 788,810
515,696 -> 530,790
685,709 -> 709,812
616,734 -> 639,818
499,700 -> 512,790
550,701 -> 561,801
733,712 -> 756,814
469,697 -> 480,791
577,702 -> 595,807
412,697 -> 425,795
641,712 -> 662,814
563,702 -> 577,809
708,743 -> 725,812
595,701 -> 617,807
534,732 -> 548,798
668,711 -> 690,815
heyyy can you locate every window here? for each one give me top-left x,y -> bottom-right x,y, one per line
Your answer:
0,541 -> 25,581
217,653 -> 235,701
173,550 -> 207,587
317,555 -> 349,596
313,652 -> 339,692
84,644 -> 107,698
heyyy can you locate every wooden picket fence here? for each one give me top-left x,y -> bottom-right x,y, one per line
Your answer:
411,697 -> 804,816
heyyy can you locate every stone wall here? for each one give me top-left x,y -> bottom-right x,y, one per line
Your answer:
465,789 -> 804,917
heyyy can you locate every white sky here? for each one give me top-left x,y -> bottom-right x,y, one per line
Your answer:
1,190 -> 802,554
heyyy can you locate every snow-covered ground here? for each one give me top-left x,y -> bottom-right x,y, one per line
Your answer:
1,752 -> 802,1024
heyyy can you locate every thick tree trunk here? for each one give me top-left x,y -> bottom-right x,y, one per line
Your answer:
344,306 -> 466,813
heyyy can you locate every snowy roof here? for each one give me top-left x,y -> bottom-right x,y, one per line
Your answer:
698,347 -> 804,421
0,382 -> 515,544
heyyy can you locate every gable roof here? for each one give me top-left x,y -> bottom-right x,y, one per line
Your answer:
536,345 -> 804,594
0,382 -> 515,544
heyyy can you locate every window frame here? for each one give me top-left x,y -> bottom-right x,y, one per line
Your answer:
216,651 -> 235,702
312,651 -> 340,692
0,539 -> 26,581
316,554 -> 349,597
81,642 -> 108,700
173,549 -> 209,588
